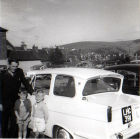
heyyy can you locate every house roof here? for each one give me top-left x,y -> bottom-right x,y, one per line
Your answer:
6,40 -> 15,50
8,49 -> 48,61
14,47 -> 24,51
0,27 -> 8,32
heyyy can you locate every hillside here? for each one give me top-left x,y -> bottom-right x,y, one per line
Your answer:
59,39 -> 140,53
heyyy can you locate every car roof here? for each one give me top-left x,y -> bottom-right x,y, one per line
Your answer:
27,67 -> 122,79
104,64 -> 140,73
130,60 -> 140,63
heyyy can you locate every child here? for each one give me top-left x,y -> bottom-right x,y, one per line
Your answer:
14,89 -> 32,139
32,89 -> 48,138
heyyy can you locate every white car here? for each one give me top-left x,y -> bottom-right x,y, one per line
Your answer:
27,68 -> 140,139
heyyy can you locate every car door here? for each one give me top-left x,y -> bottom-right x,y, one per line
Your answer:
49,74 -> 77,127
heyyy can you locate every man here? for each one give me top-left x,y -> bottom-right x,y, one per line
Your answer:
1,59 -> 33,138
0,78 -> 2,138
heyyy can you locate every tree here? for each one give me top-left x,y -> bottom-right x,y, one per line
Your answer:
48,47 -> 65,66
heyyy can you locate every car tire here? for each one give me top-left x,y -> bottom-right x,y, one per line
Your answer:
54,127 -> 72,139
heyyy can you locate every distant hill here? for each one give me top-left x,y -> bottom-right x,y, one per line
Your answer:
59,39 -> 140,53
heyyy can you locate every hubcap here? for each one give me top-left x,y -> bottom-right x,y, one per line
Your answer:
57,129 -> 71,139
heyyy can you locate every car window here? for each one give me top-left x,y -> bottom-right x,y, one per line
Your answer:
83,77 -> 121,96
54,75 -> 75,97
117,70 -> 139,95
117,70 -> 137,86
32,74 -> 51,95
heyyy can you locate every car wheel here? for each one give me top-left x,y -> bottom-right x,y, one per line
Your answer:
55,128 -> 72,139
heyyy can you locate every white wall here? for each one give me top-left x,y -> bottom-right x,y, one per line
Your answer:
0,59 -> 8,65
18,60 -> 42,73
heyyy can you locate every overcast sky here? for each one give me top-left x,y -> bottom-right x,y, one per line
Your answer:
0,0 -> 140,48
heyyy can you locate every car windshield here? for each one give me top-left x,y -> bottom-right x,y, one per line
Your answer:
83,77 -> 121,96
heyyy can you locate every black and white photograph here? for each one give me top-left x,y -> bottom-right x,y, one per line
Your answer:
0,0 -> 140,138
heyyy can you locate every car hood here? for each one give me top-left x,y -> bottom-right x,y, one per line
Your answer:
86,92 -> 140,109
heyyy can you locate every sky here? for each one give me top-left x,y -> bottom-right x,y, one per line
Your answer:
0,0 -> 140,48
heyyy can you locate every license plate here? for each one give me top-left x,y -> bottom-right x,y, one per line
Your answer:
122,106 -> 132,124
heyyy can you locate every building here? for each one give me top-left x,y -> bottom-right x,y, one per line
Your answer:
8,46 -> 48,73
0,27 -> 49,73
0,27 -> 8,65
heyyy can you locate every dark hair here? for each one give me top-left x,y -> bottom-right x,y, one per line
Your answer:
8,59 -> 19,65
21,91 -> 28,95
18,90 -> 28,97
36,88 -> 45,94
19,88 -> 28,95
